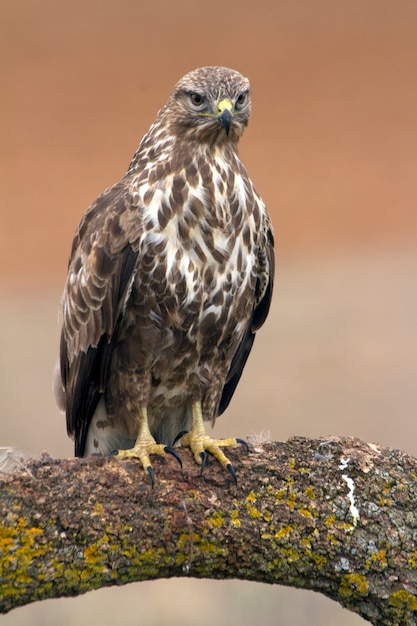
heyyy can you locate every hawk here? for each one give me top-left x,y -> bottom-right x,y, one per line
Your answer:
54,66 -> 274,483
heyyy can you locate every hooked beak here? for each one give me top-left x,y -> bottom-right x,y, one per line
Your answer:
217,99 -> 233,135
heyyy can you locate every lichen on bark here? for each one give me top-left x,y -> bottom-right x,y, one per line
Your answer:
1,437 -> 417,625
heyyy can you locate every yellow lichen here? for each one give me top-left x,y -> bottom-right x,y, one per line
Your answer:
379,497 -> 392,507
389,589 -> 417,611
335,520 -> 356,532
286,492 -> 297,509
312,553 -> 327,570
229,510 -> 241,528
84,544 -> 100,564
274,488 -> 287,503
304,486 -> 316,499
370,549 -> 387,568
246,491 -> 257,503
92,501 -> 105,517
0,517 -> 47,596
326,533 -> 338,546
275,525 -> 293,540
175,553 -> 187,565
246,503 -> 262,519
339,573 -> 369,598
177,532 -> 197,549
199,541 -> 224,556
261,532 -> 272,540
408,550 -> 417,569
209,511 -> 224,528
83,534 -> 110,564
281,546 -> 299,562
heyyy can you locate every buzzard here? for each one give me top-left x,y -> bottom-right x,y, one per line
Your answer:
54,66 -> 274,483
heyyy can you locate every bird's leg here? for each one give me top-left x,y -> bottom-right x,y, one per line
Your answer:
177,401 -> 248,483
117,407 -> 182,485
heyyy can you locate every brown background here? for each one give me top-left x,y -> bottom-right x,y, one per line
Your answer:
1,1 -> 416,624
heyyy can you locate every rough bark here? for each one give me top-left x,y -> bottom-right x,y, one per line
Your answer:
1,437 -> 417,624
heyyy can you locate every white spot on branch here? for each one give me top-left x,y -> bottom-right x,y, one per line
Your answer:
339,456 -> 360,528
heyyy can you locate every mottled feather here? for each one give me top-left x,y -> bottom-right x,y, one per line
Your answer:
55,66 -> 274,458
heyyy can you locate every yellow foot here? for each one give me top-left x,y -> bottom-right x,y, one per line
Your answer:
116,409 -> 182,486
174,402 -> 248,484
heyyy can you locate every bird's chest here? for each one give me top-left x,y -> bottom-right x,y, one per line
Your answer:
142,227 -> 255,394
134,161 -> 260,344
148,222 -> 255,335
140,167 -> 255,287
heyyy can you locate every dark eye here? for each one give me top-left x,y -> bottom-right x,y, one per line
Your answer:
189,92 -> 205,109
236,92 -> 248,110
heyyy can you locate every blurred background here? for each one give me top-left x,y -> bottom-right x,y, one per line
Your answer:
1,0 -> 416,624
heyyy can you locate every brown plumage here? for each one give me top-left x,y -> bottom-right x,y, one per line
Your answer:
54,66 -> 274,479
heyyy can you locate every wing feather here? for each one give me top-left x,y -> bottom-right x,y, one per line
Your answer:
218,223 -> 274,415
60,180 -> 140,455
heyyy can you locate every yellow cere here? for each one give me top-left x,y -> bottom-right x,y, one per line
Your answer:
217,99 -> 233,113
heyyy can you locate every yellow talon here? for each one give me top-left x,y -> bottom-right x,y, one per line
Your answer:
179,402 -> 246,482
116,408 -> 182,485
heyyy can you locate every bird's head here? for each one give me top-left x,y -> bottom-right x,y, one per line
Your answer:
164,66 -> 252,144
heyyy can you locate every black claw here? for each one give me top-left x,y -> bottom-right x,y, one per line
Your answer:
164,446 -> 183,468
226,462 -> 238,485
147,465 -> 155,488
199,450 -> 207,475
236,438 -> 250,452
172,430 -> 188,446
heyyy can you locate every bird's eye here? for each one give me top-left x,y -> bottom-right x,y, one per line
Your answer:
235,92 -> 248,110
189,93 -> 205,109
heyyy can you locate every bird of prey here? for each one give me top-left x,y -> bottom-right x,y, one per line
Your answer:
54,66 -> 274,483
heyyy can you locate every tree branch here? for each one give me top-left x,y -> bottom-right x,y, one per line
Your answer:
1,437 -> 417,624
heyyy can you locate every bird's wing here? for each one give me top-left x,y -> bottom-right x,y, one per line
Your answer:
59,180 -> 140,456
217,221 -> 275,415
